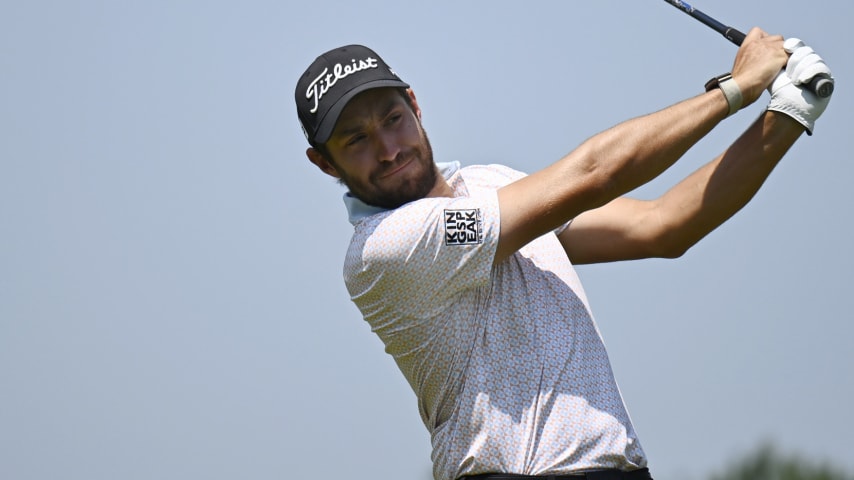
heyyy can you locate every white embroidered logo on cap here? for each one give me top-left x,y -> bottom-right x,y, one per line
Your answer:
305,57 -> 379,114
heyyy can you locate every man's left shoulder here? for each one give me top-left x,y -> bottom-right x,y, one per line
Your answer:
459,163 -> 528,188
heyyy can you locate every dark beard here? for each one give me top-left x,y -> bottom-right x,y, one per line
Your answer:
341,130 -> 438,209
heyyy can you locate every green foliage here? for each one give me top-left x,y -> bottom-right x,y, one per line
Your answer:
708,444 -> 854,480
421,443 -> 853,480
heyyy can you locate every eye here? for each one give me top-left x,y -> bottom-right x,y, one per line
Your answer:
386,112 -> 402,126
346,134 -> 366,146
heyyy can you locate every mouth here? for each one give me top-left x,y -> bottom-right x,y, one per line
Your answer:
378,155 -> 416,179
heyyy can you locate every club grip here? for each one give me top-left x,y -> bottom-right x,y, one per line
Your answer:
809,75 -> 835,98
724,27 -> 746,46
725,27 -> 834,98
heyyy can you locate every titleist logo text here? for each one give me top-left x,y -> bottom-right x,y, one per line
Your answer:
306,57 -> 379,114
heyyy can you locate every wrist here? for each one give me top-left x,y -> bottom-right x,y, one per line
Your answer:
705,73 -> 743,117
764,109 -> 809,140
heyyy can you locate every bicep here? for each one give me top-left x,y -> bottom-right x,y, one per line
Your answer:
558,196 -> 668,264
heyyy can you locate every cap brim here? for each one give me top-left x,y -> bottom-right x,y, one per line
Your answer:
312,79 -> 410,144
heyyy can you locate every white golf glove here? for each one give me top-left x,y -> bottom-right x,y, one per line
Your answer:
766,38 -> 833,135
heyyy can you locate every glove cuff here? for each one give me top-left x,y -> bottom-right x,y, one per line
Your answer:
766,101 -> 814,136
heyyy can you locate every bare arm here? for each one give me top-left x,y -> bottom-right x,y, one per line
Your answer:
495,91 -> 726,262
494,29 -> 788,263
560,110 -> 804,264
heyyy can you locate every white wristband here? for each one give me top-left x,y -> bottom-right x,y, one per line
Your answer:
706,73 -> 743,117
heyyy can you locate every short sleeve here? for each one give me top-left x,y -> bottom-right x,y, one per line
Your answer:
344,188 -> 500,320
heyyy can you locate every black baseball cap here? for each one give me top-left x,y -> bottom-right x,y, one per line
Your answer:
295,44 -> 410,145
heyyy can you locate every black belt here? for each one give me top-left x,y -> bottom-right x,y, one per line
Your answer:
462,467 -> 653,480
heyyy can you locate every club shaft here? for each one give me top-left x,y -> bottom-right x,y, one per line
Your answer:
662,0 -> 833,97
664,0 -> 744,45
689,10 -> 746,46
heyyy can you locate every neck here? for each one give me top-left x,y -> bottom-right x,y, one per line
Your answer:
426,172 -> 454,199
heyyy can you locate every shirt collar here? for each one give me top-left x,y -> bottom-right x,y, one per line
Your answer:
343,161 -> 461,225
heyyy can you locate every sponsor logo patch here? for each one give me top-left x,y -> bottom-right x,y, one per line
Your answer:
444,209 -> 483,246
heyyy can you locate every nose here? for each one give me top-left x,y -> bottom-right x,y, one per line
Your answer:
374,130 -> 401,163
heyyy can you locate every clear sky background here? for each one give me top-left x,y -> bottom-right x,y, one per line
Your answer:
2,1 -> 852,479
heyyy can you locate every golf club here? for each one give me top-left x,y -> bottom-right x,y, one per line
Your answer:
663,0 -> 834,98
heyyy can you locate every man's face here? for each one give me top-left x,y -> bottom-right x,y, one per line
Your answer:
317,88 -> 438,209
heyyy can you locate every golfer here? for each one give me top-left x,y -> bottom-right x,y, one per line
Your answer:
294,29 -> 832,480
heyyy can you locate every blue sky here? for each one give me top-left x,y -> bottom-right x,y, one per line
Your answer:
2,1 -> 852,479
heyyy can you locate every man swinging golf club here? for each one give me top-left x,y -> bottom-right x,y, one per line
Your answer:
295,26 -> 833,480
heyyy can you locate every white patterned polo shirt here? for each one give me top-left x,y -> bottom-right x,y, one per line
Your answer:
342,162 -> 647,480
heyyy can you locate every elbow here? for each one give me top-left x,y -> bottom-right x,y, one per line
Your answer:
634,238 -> 689,260
657,243 -> 690,259
651,231 -> 698,259
642,201 -> 703,260
568,140 -> 626,210
581,164 -> 624,213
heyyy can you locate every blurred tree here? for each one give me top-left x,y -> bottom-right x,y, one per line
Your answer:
708,443 -> 854,480
420,444 -> 854,480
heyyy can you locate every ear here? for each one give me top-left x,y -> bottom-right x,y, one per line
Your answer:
306,147 -> 341,179
406,88 -> 422,120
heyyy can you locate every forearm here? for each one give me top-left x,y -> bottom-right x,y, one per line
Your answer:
497,89 -> 731,261
580,88 -> 731,202
495,28 -> 794,263
554,27 -> 791,214
652,110 -> 804,256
